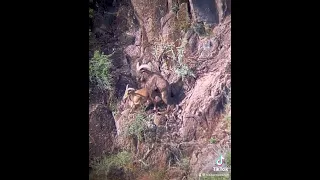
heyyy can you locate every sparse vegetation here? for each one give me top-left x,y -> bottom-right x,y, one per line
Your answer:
225,114 -> 231,133
223,88 -> 231,132
209,137 -> 217,144
176,9 -> 191,33
175,63 -> 195,80
89,8 -> 94,18
192,22 -> 206,36
204,23 -> 214,37
224,114 -> 231,121
127,107 -> 151,141
89,50 -> 114,90
225,151 -> 231,167
149,169 -> 167,180
90,151 -> 132,180
178,157 -> 190,171
179,20 -> 191,33
157,40 -> 195,80
107,89 -> 118,117
171,3 -> 179,14
174,46 -> 195,80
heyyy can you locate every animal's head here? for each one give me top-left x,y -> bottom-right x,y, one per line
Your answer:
122,84 -> 136,100
136,62 -> 152,82
136,62 -> 152,73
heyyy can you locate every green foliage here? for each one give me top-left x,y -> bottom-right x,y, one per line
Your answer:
225,151 -> 231,167
127,108 -> 150,141
89,8 -> 94,18
224,114 -> 231,122
209,137 -> 217,144
89,50 -> 113,90
224,98 -> 231,133
174,47 -> 195,80
107,90 -> 118,116
192,22 -> 206,36
150,169 -> 167,180
90,151 -> 132,180
179,20 -> 191,33
224,114 -> 231,133
178,157 -> 190,171
171,4 -> 179,14
175,63 -> 195,80
175,6 -> 191,33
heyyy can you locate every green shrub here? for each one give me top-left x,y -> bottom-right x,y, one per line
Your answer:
150,169 -> 167,180
225,151 -> 231,167
209,137 -> 217,144
171,4 -> 179,14
192,22 -> 206,36
175,63 -> 195,80
178,157 -> 190,171
89,50 -> 113,90
174,46 -> 195,80
89,8 -> 94,18
127,108 -> 150,141
90,151 -> 132,180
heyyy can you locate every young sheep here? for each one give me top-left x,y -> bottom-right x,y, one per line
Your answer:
122,84 -> 162,113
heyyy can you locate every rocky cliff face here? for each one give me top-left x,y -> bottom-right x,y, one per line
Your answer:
89,0 -> 231,179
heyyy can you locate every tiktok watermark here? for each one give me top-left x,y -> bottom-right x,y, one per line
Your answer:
213,154 -> 230,172
198,145 -> 231,179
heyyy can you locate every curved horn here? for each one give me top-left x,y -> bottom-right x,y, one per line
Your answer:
127,88 -> 135,92
137,64 -> 152,72
123,84 -> 130,100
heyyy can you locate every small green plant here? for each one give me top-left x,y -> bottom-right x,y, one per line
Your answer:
224,114 -> 231,133
209,137 -> 217,144
127,107 -> 150,141
108,90 -> 118,116
89,50 -> 113,90
89,8 -> 94,18
174,47 -> 195,80
204,23 -> 214,37
175,63 -> 195,80
171,4 -> 179,14
225,151 -> 231,167
150,169 -> 167,180
179,20 -> 191,33
90,151 -> 132,180
224,114 -> 231,122
223,101 -> 231,133
178,157 -> 190,171
192,22 -> 206,36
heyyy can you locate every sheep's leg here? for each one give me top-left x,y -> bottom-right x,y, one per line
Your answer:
153,101 -> 158,112
161,90 -> 169,108
148,92 -> 157,112
161,90 -> 168,105
161,90 -> 172,113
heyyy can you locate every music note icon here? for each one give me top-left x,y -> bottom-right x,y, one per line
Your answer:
216,155 -> 224,166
